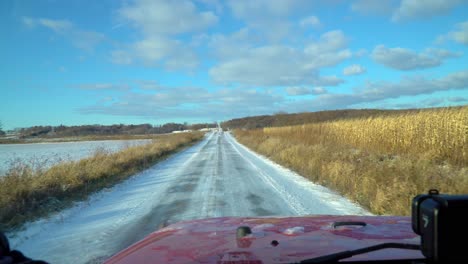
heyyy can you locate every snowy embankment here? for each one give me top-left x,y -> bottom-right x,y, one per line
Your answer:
9,132 -> 369,263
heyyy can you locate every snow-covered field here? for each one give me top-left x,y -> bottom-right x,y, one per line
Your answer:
0,139 -> 151,175
8,132 -> 370,263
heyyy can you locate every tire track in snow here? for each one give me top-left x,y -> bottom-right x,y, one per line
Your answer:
224,133 -> 309,215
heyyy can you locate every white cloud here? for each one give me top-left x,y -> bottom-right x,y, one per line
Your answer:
79,83 -> 130,91
110,50 -> 133,65
133,37 -> 177,62
22,16 -> 73,33
286,86 -> 326,96
79,86 -> 284,120
354,49 -> 368,58
421,97 -> 449,107
312,75 -> 344,86
112,0 -> 214,69
210,45 -> 313,86
303,30 -> 352,68
209,30 -> 352,86
439,21 -> 468,45
392,0 -> 464,22
195,0 -> 224,14
21,16 -> 104,51
451,21 -> 468,45
211,52 -> 346,86
71,30 -> 105,51
78,68 -> 468,120
294,70 -> 468,110
118,0 -> 218,35
424,48 -> 463,59
135,80 -> 160,90
448,96 -> 468,103
351,0 -> 396,15
383,96 -> 468,109
316,76 -> 344,86
312,87 -> 327,95
302,30 -> 352,69
21,17 -> 36,28
343,64 -> 367,76
286,87 -> 309,96
100,96 -> 114,102
350,1 -> 466,22
225,0 -> 318,42
208,28 -> 255,60
131,37 -> 199,69
371,45 -> 461,70
304,30 -> 348,54
37,18 -> 73,33
299,16 -> 321,28
259,21 -> 295,43
227,0 -> 310,21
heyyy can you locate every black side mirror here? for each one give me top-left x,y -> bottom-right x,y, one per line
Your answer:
0,231 -> 10,257
412,189 -> 468,262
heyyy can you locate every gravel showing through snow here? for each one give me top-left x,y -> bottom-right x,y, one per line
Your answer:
8,132 -> 369,263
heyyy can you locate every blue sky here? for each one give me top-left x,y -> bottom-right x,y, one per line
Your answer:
1,0 -> 467,130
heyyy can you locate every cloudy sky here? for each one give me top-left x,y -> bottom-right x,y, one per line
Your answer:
1,0 -> 467,129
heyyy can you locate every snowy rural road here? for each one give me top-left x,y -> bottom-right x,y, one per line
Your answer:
10,132 -> 369,263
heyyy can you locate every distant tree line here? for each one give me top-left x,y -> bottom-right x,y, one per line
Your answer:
17,122 -> 216,138
0,121 -> 4,136
221,108 -> 435,130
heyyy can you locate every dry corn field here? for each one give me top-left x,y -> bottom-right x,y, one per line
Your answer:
234,106 -> 468,216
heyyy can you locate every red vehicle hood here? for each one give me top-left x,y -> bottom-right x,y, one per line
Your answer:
105,215 -> 423,263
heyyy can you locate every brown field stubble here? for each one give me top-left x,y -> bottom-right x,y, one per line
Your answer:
234,106 -> 468,216
0,132 -> 204,231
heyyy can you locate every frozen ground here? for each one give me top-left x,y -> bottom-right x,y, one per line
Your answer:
0,139 -> 151,175
8,132 -> 370,263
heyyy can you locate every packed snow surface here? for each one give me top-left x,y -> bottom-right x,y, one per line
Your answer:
0,139 -> 151,175
9,132 -> 370,263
